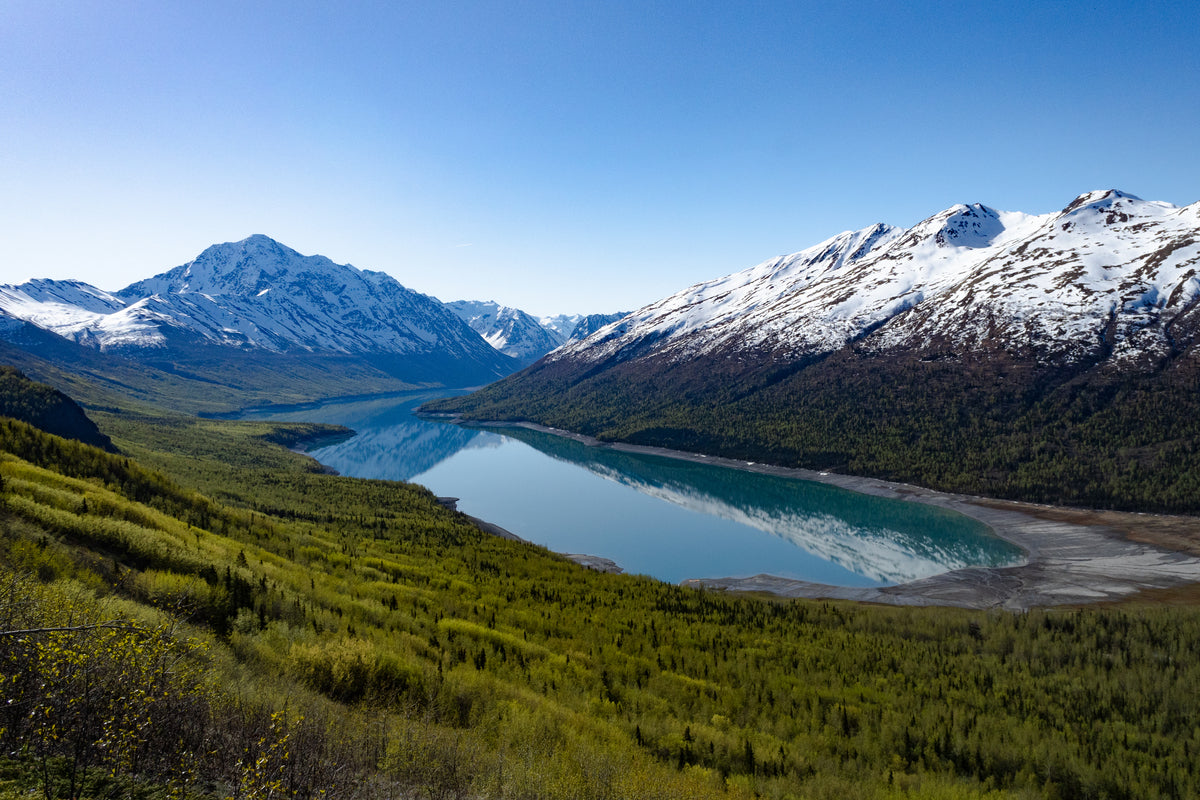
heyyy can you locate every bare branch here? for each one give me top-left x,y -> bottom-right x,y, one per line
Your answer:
0,621 -> 148,638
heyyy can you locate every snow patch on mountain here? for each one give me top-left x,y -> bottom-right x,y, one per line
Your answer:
557,222 -> 904,363
539,314 -> 585,341
554,191 -> 1200,371
0,282 -> 169,348
565,313 -> 630,344
1,235 -> 516,383
871,192 -> 1200,363
447,300 -> 567,365
5,279 -> 127,314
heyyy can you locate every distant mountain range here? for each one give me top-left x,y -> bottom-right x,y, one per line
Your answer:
446,302 -> 628,366
0,235 -> 528,412
564,313 -> 629,344
430,190 -> 1200,512
4,234 -> 514,367
445,301 -> 570,366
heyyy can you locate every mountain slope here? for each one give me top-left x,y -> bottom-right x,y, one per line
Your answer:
538,313 -> 585,341
7,398 -> 1199,799
429,191 -> 1200,512
0,316 -> 417,417
565,312 -> 629,344
0,236 -> 519,409
548,191 -> 1198,372
0,365 -> 114,450
446,300 -> 566,365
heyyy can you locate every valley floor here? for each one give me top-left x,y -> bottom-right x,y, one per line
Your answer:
460,419 -> 1200,610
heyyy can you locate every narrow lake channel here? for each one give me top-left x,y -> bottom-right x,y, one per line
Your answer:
244,391 -> 1022,587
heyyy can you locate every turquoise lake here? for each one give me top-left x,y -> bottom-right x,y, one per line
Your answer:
245,391 -> 1022,587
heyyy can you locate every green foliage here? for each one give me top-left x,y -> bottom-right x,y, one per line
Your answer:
0,569 -> 209,798
0,335 -> 418,417
429,349 -> 1200,513
0,366 -> 113,450
2,404 -> 1200,798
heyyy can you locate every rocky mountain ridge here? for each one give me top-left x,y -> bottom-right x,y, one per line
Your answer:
557,190 -> 1199,373
446,300 -> 567,366
447,302 -> 630,365
0,235 -> 518,391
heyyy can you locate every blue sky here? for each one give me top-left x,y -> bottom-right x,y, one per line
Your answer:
3,1 -> 1198,316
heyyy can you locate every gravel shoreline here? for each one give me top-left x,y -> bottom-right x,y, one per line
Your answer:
448,417 -> 1200,610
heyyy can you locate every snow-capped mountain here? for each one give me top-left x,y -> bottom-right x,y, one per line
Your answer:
1,235 -> 517,390
565,312 -> 630,344
446,300 -> 566,365
0,280 -> 139,349
447,302 -> 633,365
554,191 -> 1200,371
428,190 -> 1200,512
538,313 -> 584,341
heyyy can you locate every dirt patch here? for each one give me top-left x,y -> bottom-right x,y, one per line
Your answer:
971,499 -> 1200,557
1094,582 -> 1200,607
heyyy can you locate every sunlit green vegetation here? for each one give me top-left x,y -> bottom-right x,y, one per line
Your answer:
3,394 -> 1200,798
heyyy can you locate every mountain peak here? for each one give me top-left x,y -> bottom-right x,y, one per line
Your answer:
1055,190 -> 1181,232
932,203 -> 1005,248
240,233 -> 284,246
446,299 -> 569,365
196,233 -> 299,262
548,189 -> 1199,372
121,235 -> 339,299
1061,189 -> 1144,215
892,202 -> 1013,254
216,234 -> 310,265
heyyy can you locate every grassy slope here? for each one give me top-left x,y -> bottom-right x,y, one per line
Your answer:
1,400 -> 1199,798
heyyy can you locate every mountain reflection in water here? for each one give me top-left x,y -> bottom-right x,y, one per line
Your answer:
481,425 -> 1017,585
243,392 -> 499,482
246,392 -> 1021,587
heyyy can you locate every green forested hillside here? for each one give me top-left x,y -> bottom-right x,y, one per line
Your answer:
0,329 -> 416,417
427,347 -> 1200,513
0,365 -> 114,450
2,399 -> 1200,799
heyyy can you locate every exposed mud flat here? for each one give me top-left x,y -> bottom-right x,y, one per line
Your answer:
456,419 -> 1200,610
680,469 -> 1200,610
684,496 -> 1200,611
562,554 -> 624,574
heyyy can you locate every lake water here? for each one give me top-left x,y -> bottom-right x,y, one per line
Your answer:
245,391 -> 1022,587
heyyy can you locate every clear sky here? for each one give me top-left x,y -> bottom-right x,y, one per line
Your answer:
3,1 -> 1198,316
